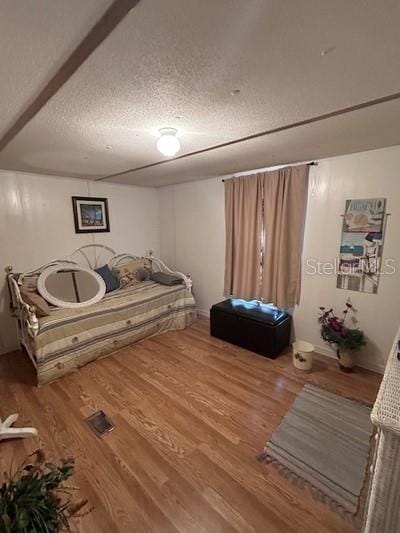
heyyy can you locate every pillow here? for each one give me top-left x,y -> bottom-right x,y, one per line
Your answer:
20,277 -> 51,317
95,265 -> 119,293
20,275 -> 38,292
150,272 -> 183,286
113,258 -> 151,288
136,267 -> 150,282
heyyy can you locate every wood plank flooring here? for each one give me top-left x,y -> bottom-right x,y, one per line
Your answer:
0,317 -> 381,532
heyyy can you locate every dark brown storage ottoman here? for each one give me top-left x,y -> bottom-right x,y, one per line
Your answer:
210,299 -> 291,358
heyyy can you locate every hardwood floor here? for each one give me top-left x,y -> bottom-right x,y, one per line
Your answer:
0,317 -> 381,532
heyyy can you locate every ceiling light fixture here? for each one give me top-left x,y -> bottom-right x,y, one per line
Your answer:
156,127 -> 180,157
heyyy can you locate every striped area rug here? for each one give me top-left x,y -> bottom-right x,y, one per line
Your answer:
257,383 -> 373,521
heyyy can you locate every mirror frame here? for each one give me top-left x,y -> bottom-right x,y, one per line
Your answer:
37,264 -> 106,309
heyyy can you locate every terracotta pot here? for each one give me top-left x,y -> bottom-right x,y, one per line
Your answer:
337,349 -> 355,372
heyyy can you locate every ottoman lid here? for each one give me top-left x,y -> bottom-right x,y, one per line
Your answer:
211,298 -> 289,326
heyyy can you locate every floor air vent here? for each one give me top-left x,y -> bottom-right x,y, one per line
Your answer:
86,410 -> 115,437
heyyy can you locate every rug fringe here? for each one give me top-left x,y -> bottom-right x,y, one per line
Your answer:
257,451 -> 357,524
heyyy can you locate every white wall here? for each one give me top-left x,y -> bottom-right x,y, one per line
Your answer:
158,177 -> 226,314
0,170 -> 159,354
158,145 -> 400,373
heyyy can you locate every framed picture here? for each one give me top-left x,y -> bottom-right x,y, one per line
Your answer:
72,196 -> 110,233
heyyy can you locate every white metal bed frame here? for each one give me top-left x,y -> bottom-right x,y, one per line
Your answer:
6,244 -> 192,370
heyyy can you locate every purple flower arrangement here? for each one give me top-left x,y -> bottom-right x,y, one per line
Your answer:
318,300 -> 366,353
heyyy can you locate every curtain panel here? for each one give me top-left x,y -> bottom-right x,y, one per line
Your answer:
224,165 -> 309,308
224,174 -> 263,300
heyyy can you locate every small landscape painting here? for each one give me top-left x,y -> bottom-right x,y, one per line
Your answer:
72,197 -> 110,233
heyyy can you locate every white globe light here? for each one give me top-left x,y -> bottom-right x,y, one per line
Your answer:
157,128 -> 180,157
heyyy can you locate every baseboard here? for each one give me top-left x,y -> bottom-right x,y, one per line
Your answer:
0,344 -> 20,356
313,343 -> 384,374
194,313 -> 384,374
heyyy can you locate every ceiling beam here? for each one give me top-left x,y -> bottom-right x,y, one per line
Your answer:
97,89 -> 400,181
0,0 -> 141,152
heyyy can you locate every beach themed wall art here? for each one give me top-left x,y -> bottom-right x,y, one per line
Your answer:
337,198 -> 386,294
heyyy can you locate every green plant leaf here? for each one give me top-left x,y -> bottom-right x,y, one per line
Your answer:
0,452 -> 91,532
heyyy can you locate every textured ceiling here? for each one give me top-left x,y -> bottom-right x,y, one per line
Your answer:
107,98 -> 400,186
1,0 -> 400,186
0,0 -> 112,138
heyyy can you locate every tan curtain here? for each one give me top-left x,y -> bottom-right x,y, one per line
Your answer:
261,165 -> 309,308
224,174 -> 263,300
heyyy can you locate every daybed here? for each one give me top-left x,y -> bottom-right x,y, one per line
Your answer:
7,245 -> 196,386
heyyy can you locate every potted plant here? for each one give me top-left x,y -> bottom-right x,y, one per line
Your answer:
0,449 -> 91,532
318,300 -> 366,372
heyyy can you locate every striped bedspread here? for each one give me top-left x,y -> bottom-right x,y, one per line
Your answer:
33,281 -> 196,385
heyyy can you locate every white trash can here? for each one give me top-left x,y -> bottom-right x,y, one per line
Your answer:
292,340 -> 315,371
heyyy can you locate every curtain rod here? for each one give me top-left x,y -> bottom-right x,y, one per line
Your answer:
221,161 -> 318,182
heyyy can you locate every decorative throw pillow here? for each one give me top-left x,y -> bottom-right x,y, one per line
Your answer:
95,265 -> 119,293
20,276 -> 51,317
20,275 -> 38,292
136,267 -> 150,282
113,258 -> 151,288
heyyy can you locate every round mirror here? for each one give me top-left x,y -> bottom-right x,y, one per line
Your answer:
38,264 -> 106,308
